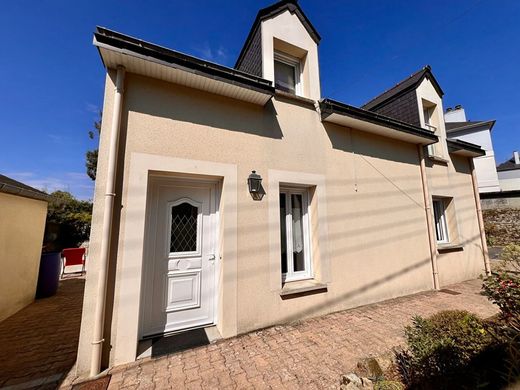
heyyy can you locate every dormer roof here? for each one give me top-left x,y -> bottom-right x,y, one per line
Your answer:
235,0 -> 321,70
362,65 -> 444,111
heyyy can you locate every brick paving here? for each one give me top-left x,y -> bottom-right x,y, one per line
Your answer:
0,278 -> 85,390
96,279 -> 497,390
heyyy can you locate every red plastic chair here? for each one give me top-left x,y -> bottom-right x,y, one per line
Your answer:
61,248 -> 86,278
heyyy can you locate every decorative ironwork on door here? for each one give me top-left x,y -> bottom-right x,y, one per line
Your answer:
170,202 -> 198,253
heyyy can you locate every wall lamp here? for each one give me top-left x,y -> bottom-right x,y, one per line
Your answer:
247,170 -> 265,201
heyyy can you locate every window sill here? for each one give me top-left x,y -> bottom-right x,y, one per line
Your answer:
438,243 -> 464,253
274,89 -> 316,108
280,279 -> 327,299
428,154 -> 450,165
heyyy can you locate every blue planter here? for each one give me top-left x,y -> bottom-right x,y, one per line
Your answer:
36,251 -> 61,298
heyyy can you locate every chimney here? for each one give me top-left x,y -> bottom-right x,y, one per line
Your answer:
514,151 -> 520,165
444,105 -> 466,123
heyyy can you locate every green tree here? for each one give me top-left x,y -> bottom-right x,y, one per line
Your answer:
44,191 -> 93,251
86,112 -> 102,180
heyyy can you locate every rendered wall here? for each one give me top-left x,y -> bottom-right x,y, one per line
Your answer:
0,192 -> 47,322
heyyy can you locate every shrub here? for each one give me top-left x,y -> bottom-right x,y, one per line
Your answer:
374,380 -> 404,390
482,244 -> 520,335
396,310 -> 504,389
481,244 -> 520,384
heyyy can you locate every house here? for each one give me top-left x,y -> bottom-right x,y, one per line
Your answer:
77,0 -> 490,379
443,105 -> 500,193
497,151 -> 520,191
480,151 -> 520,209
0,174 -> 49,322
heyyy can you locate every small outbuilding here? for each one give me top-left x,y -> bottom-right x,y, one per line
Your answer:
0,174 -> 50,321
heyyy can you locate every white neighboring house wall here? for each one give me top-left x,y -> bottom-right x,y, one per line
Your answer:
445,107 -> 501,193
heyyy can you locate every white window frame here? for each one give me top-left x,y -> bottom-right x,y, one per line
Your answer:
432,198 -> 449,244
274,51 -> 302,96
279,187 -> 313,282
423,106 -> 438,156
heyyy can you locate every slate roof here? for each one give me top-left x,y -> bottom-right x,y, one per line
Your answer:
445,120 -> 496,134
362,65 -> 444,111
235,0 -> 320,69
497,157 -> 520,172
0,174 -> 50,202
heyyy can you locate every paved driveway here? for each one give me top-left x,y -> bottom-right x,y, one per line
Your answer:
93,279 -> 497,390
0,278 -> 84,390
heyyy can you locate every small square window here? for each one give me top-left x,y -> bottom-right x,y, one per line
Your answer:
279,187 -> 312,282
274,51 -> 301,95
432,198 -> 449,243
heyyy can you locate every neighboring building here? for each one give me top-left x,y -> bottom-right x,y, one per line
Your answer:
77,0 -> 490,379
443,106 -> 500,193
0,174 -> 49,322
497,151 -> 520,191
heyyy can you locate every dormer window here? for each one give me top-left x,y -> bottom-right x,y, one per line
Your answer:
274,51 -> 302,95
422,100 -> 444,158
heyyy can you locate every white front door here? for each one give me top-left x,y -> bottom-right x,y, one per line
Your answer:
141,177 -> 218,337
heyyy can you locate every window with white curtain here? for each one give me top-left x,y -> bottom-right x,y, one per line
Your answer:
279,187 -> 312,282
432,198 -> 449,243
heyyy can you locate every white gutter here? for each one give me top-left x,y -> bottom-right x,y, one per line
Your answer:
418,145 -> 440,290
470,159 -> 492,276
90,65 -> 125,377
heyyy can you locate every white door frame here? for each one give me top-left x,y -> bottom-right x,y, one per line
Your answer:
138,174 -> 221,339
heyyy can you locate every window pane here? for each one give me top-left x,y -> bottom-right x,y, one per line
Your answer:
433,200 -> 445,242
279,193 -> 287,274
274,60 -> 296,94
170,202 -> 198,252
291,194 -> 305,272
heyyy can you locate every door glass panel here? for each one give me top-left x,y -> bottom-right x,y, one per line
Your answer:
170,202 -> 198,253
279,193 -> 288,274
291,194 -> 305,272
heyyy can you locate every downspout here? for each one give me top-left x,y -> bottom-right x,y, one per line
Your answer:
90,65 -> 126,377
470,159 -> 491,276
418,145 -> 440,290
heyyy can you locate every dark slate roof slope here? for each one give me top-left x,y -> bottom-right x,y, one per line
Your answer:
362,65 -> 444,111
235,0 -> 320,70
0,174 -> 50,201
497,158 -> 520,172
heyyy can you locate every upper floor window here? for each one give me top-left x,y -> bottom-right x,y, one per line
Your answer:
422,100 -> 443,158
274,51 -> 302,95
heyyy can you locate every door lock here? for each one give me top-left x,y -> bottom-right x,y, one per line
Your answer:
208,254 -> 216,261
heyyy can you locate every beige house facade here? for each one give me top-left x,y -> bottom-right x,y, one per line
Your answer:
77,0 -> 490,379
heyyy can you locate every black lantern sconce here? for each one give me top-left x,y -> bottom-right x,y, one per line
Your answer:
247,170 -> 265,201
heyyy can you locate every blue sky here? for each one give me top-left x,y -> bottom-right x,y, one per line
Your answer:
1,0 -> 518,200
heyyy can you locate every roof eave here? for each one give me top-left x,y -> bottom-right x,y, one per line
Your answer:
446,139 -> 485,157
320,99 -> 438,145
94,27 -> 275,106
446,120 -> 496,134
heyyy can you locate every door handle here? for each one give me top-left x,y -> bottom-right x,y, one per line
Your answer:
208,254 -> 216,261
